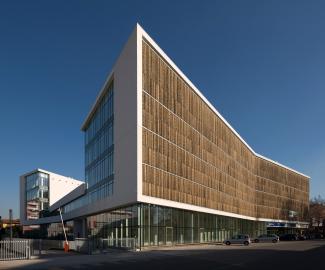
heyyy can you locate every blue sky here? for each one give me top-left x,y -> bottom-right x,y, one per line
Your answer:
0,0 -> 324,218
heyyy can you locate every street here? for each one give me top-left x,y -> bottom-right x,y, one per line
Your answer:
1,240 -> 324,270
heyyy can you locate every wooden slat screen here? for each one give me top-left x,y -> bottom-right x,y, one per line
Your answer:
142,40 -> 309,221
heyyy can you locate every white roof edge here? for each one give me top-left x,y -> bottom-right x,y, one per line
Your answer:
80,23 -> 309,179
138,24 -> 310,179
255,154 -> 310,179
139,26 -> 255,155
20,168 -> 84,183
20,168 -> 54,178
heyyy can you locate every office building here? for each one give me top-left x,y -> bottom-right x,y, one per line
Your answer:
20,169 -> 83,224
19,24 -> 310,247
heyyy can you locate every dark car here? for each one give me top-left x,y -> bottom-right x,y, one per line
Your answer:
279,234 -> 298,241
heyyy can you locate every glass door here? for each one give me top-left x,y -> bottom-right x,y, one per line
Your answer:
166,227 -> 173,245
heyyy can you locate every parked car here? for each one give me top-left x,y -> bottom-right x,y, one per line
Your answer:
279,234 -> 298,241
223,234 -> 251,246
253,234 -> 279,243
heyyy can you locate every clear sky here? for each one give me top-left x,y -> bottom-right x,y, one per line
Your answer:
0,0 -> 324,219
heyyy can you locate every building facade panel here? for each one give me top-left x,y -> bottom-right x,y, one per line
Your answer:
142,40 -> 309,222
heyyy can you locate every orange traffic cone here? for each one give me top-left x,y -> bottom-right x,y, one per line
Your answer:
64,242 -> 69,252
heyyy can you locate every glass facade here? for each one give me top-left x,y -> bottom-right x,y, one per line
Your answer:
62,180 -> 113,214
85,82 -> 114,189
60,82 -> 114,214
87,203 -> 267,248
25,172 -> 49,220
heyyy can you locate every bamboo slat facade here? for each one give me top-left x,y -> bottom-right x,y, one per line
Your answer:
142,40 -> 309,221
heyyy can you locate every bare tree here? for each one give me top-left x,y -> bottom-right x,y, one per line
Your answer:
309,195 -> 325,231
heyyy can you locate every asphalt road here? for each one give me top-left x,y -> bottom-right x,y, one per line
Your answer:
1,240 -> 324,270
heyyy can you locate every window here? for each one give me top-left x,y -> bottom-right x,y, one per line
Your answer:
25,172 -> 49,220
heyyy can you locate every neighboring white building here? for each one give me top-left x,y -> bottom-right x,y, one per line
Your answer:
20,168 -> 84,226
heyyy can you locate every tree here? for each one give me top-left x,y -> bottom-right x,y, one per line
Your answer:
309,195 -> 325,231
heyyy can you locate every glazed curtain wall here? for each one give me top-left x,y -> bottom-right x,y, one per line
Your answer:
25,172 -> 49,220
61,82 -> 114,215
87,204 -> 266,247
142,40 -> 309,221
85,83 -> 114,190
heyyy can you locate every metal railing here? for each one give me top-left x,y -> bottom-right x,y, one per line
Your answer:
0,240 -> 30,261
0,237 -> 138,258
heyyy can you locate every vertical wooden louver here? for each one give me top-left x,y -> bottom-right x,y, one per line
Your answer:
142,40 -> 309,221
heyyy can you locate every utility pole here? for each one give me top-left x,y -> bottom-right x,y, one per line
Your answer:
9,209 -> 13,241
9,209 -> 13,252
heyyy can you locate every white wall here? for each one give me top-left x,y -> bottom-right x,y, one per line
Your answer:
48,172 -> 83,205
112,24 -> 139,206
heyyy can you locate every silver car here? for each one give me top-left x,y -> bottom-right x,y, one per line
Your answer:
253,234 -> 279,243
223,234 -> 251,246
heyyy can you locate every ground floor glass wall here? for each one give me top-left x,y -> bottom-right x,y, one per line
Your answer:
87,204 -> 267,247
